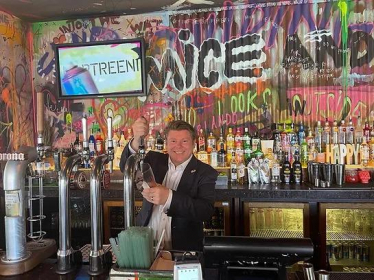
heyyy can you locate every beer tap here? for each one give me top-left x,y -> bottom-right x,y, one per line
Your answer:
55,117 -> 89,274
81,117 -> 90,168
88,117 -> 113,275
106,117 -> 115,173
36,92 -> 45,162
123,135 -> 146,230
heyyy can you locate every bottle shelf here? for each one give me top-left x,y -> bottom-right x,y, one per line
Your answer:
329,258 -> 374,268
327,232 -> 374,241
204,228 -> 224,232
250,229 -> 304,238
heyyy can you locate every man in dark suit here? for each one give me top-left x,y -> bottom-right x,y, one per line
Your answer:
120,118 -> 218,251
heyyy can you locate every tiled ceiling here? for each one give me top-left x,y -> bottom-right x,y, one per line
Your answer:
0,0 -> 233,22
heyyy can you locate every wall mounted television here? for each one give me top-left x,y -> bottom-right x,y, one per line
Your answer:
54,38 -> 147,99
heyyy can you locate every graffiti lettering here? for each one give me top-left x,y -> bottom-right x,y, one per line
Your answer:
148,31 -> 266,94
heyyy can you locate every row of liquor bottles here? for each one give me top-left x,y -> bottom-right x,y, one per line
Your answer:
69,117 -> 374,172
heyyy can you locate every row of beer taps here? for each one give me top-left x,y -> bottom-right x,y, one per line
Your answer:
56,115 -> 115,275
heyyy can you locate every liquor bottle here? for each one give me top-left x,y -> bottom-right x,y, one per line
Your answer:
369,136 -> 374,167
155,131 -> 164,151
217,127 -> 226,152
331,120 -> 338,145
217,142 -> 226,167
338,120 -> 346,144
226,127 -> 234,163
298,122 -> 305,145
322,118 -> 330,151
96,128 -> 104,155
314,120 -> 323,153
280,123 -> 288,149
251,131 -> 260,153
119,130 -> 127,148
361,137 -> 369,167
355,114 -> 363,144
197,137 -> 209,165
292,151 -> 302,183
237,153 -> 246,185
207,131 -> 217,154
363,121 -> 371,143
271,154 -> 281,183
251,139 -> 264,159
282,153 -> 291,184
306,130 -> 315,161
74,133 -> 82,153
243,127 -> 252,164
346,117 -> 354,144
289,132 -> 299,165
112,127 -> 120,150
197,128 -> 206,152
300,138 -> 308,168
234,127 -> 243,149
230,151 -> 237,183
210,148 -> 218,167
88,128 -> 96,159
146,129 -> 155,151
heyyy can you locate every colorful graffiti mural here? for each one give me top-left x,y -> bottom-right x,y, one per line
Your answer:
0,11 -> 34,153
26,0 -> 374,148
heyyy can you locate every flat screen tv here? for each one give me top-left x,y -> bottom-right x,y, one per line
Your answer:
54,38 -> 147,99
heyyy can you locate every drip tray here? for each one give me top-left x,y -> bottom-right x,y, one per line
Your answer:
79,244 -> 115,263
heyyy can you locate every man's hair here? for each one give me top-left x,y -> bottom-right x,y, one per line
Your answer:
164,120 -> 197,140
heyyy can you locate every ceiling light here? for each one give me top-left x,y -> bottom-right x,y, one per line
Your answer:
93,2 -> 103,6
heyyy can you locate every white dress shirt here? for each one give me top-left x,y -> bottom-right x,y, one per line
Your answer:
148,155 -> 192,250
128,142 -> 192,249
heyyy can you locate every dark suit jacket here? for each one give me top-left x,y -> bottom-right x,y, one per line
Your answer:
120,145 -> 218,251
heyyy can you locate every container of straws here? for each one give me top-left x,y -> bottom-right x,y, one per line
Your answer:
110,226 -> 154,269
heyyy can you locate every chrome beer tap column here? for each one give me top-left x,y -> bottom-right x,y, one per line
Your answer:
2,147 -> 37,263
123,136 -> 146,230
55,117 -> 88,274
88,117 -> 113,275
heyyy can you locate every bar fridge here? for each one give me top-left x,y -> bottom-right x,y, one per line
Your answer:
319,203 -> 374,272
103,200 -> 232,243
243,202 -> 310,238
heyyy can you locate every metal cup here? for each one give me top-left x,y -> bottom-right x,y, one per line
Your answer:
317,270 -> 329,280
312,163 -> 320,187
334,164 -> 345,185
322,163 -> 333,188
308,161 -> 314,183
303,263 -> 316,280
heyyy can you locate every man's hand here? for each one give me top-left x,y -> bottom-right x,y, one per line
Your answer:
130,117 -> 149,151
142,184 -> 169,205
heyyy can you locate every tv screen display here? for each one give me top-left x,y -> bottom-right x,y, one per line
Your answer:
54,38 -> 147,99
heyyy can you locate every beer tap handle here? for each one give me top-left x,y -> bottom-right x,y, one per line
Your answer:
81,116 -> 90,168
36,91 -> 45,160
139,136 -> 145,159
107,117 -> 114,173
54,150 -> 61,172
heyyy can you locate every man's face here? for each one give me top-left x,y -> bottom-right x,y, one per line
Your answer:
166,129 -> 194,166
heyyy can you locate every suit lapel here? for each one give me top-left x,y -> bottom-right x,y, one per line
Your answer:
177,156 -> 198,194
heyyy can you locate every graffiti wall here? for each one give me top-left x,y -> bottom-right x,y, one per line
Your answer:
0,11 -> 33,153
31,0 -> 374,147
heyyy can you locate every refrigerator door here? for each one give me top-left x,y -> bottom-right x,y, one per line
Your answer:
320,203 -> 374,272
244,202 -> 310,238
203,201 -> 231,237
